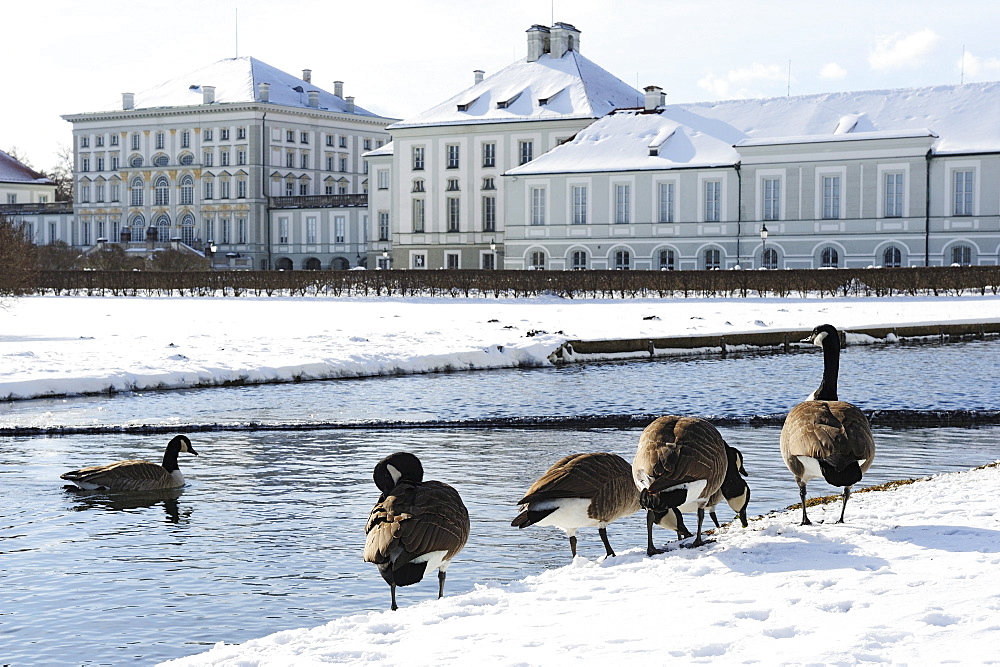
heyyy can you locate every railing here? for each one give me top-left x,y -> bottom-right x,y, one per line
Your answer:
0,202 -> 73,215
269,194 -> 367,209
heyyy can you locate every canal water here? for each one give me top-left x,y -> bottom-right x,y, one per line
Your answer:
1,339 -> 999,665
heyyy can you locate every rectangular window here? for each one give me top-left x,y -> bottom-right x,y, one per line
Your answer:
221,129 -> 230,141
237,217 -> 247,244
155,132 -> 165,149
572,185 -> 587,224
378,211 -> 390,240
364,138 -> 372,150
204,181 -> 213,199
300,131 -> 308,144
81,137 -> 89,148
110,182 -> 120,202
203,129 -> 213,142
301,154 -> 308,169
82,221 -> 91,245
378,170 -> 389,189
181,131 -> 190,148
447,144 -> 460,169
413,199 -> 425,233
657,182 -> 674,223
615,184 -> 631,224
482,196 -> 496,232
132,133 -> 141,150
285,181 -> 294,196
705,180 -> 721,222
279,218 -> 289,244
530,187 -> 546,225
221,218 -> 231,244
412,253 -> 426,269
221,180 -> 231,199
571,251 -> 587,270
237,127 -> 246,140
763,177 -> 780,221
334,216 -> 346,243
80,184 -> 91,203
954,170 -> 974,216
110,134 -> 119,146
286,130 -> 294,142
205,219 -> 215,244
482,142 -> 496,168
519,140 -> 533,165
446,253 -> 460,269
81,158 -> 90,172
446,178 -> 460,191
96,136 -> 104,147
95,184 -> 105,202
111,156 -> 119,171
822,175 -> 841,219
299,182 -> 308,196
339,136 -> 347,148
97,157 -> 105,172
286,152 -> 294,168
339,156 -> 348,172
326,135 -> 334,147
306,217 -> 317,244
204,151 -> 213,167
447,197 -> 460,232
325,182 -> 334,195
884,172 -> 904,217
221,150 -> 230,166
237,148 -> 246,165
237,180 -> 247,198
412,146 -> 425,170
482,177 -> 495,190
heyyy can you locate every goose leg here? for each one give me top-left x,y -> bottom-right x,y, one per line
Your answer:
390,582 -> 398,611
799,482 -> 812,526
673,508 -> 693,539
710,510 -> 721,529
598,527 -> 616,558
737,507 -> 749,528
569,535 -> 578,557
438,570 -> 446,599
837,486 -> 852,524
689,508 -> 707,547
646,511 -> 664,556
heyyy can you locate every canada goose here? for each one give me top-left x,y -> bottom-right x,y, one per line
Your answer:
364,452 -> 470,611
780,323 -> 875,525
633,416 -> 728,554
60,435 -> 199,491
711,445 -> 750,529
512,452 -> 640,558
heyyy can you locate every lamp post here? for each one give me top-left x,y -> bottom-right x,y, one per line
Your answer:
760,224 -> 768,269
490,239 -> 497,270
381,245 -> 390,270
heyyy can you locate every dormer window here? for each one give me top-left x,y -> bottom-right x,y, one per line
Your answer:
457,95 -> 481,112
497,92 -> 522,109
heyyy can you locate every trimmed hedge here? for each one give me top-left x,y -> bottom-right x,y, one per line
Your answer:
21,266 -> 1000,298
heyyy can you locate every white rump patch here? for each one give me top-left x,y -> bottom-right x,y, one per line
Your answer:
796,456 -> 824,482
387,464 -> 402,485
411,549 -> 449,574
529,498 -> 597,532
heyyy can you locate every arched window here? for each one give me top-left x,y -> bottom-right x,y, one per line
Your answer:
275,257 -> 293,270
658,249 -> 675,271
704,248 -> 721,270
571,250 -> 588,270
762,247 -> 778,270
130,154 -> 144,168
130,214 -> 145,239
529,250 -> 546,270
951,244 -> 972,266
180,213 -> 195,246
883,246 -> 901,268
130,177 -> 144,206
821,247 -> 839,268
156,214 -> 170,241
180,175 -> 194,205
154,177 -> 170,206
304,257 -> 322,270
614,249 -> 631,270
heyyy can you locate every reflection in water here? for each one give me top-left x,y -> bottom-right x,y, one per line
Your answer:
64,486 -> 190,524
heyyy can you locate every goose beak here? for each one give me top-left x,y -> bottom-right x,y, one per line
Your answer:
188,446 -> 200,456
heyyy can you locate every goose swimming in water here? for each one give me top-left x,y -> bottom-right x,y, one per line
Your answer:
60,435 -> 199,492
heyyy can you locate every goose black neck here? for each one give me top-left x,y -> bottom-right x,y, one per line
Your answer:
161,440 -> 182,472
814,335 -> 840,401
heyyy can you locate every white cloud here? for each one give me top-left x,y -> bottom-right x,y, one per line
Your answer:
697,63 -> 785,99
820,63 -> 847,80
961,50 -> 1000,80
869,29 -> 940,70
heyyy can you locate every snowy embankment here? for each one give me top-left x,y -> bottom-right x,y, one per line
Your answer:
3,294 -> 1000,401
163,463 -> 1000,665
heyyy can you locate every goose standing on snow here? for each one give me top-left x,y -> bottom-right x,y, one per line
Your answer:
512,452 -> 640,558
61,435 -> 199,491
780,323 -> 875,525
364,452 -> 470,611
633,416 -> 728,554
710,445 -> 751,529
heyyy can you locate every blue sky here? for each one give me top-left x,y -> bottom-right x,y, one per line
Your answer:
4,0 -> 1000,171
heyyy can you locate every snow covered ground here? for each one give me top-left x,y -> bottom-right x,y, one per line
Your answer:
3,293 -> 1000,401
163,462 -> 1000,666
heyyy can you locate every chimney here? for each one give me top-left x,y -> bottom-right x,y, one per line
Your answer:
122,92 -> 135,110
474,69 -> 485,85
526,24 -> 550,62
345,96 -> 355,113
203,85 -> 216,104
334,80 -> 344,98
302,68 -> 312,83
549,22 -> 580,58
644,85 -> 664,112
258,82 -> 270,102
307,90 -> 320,108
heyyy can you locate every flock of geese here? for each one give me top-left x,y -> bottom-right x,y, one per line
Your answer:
60,323 -> 875,613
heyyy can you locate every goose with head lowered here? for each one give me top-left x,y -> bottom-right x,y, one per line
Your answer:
61,435 -> 199,492
364,452 -> 470,611
633,416 -> 728,554
780,323 -> 875,525
512,452 -> 640,559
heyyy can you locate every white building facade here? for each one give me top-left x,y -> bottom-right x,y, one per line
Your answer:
61,57 -> 394,269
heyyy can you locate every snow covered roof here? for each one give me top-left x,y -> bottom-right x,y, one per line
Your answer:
87,57 -> 383,117
509,80 -> 1000,176
363,140 -> 394,158
389,50 -> 641,129
0,150 -> 54,185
